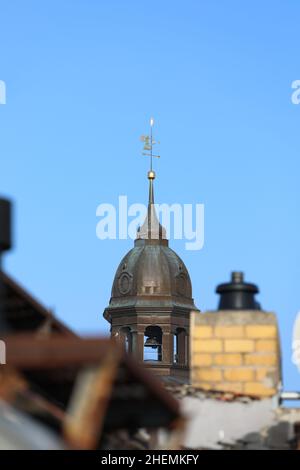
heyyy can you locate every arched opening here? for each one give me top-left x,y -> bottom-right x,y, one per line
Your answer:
119,327 -> 132,353
144,325 -> 162,362
173,334 -> 178,364
173,328 -> 187,365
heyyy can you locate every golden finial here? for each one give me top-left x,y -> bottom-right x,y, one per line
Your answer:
148,170 -> 155,180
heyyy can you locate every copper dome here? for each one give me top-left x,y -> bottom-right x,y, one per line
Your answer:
106,173 -> 197,311
108,241 -> 196,310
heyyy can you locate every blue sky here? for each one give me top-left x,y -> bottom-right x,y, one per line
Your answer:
0,1 -> 300,392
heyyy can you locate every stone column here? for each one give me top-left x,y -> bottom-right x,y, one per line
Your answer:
162,331 -> 173,365
132,329 -> 144,361
178,330 -> 186,365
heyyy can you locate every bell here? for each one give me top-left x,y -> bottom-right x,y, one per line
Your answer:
144,336 -> 161,349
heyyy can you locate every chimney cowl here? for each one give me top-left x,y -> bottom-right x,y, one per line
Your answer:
216,271 -> 261,310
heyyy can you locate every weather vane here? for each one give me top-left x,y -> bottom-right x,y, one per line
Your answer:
140,118 -> 160,174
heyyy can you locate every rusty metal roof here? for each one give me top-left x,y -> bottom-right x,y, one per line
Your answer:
1,335 -> 182,449
0,272 -> 75,336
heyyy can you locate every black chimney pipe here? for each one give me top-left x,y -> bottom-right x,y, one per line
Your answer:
216,272 -> 261,310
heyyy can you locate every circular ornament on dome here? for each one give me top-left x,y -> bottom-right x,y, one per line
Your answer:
176,272 -> 187,296
118,272 -> 132,295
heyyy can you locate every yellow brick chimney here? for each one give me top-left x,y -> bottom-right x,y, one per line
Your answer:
190,273 -> 281,397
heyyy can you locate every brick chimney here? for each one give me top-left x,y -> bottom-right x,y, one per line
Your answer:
190,272 -> 281,397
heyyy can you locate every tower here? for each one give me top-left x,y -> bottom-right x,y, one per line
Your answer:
103,120 -> 199,381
